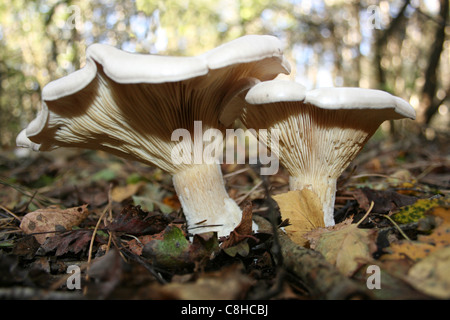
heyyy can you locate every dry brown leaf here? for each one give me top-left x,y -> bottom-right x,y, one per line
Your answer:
305,218 -> 353,249
273,189 -> 325,246
308,203 -> 378,276
313,220 -> 378,276
407,246 -> 450,299
221,201 -> 255,248
351,187 -> 417,214
128,233 -> 165,256
20,204 -> 90,244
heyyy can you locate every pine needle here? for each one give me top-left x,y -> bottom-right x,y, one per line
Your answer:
0,205 -> 22,222
383,214 -> 412,241
356,201 -> 374,227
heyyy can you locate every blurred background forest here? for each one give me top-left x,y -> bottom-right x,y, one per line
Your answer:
0,0 -> 448,150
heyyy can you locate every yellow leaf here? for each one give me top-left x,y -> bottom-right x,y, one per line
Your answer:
382,241 -> 435,261
20,205 -> 90,244
427,206 -> 450,224
391,198 -> 443,224
382,221 -> 450,262
408,246 -> 450,299
418,222 -> 450,247
273,189 -> 325,246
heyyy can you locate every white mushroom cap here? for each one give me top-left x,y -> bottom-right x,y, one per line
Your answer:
304,87 -> 416,119
17,35 -> 290,173
17,35 -> 291,237
242,80 -> 416,226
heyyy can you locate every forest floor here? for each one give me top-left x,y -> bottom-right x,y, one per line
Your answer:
0,127 -> 449,302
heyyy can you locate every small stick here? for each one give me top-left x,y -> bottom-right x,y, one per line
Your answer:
236,180 -> 263,205
84,184 -> 113,295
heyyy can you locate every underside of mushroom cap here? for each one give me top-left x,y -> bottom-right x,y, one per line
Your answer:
18,35 -> 291,175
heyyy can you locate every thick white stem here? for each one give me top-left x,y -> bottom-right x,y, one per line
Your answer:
172,163 -> 243,237
289,175 -> 337,227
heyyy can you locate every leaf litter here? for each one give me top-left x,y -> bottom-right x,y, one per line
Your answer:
0,139 -> 449,300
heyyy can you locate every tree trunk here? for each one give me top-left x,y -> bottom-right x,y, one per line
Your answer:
422,0 -> 449,124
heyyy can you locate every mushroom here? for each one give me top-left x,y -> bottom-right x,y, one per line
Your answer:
240,80 -> 416,227
16,35 -> 291,237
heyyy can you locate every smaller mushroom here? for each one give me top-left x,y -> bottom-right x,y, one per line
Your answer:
240,80 -> 416,227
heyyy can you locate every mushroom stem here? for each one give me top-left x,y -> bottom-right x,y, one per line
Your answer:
289,175 -> 337,227
172,163 -> 242,237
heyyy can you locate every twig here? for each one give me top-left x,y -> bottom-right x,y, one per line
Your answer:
85,183 -> 113,295
223,167 -> 249,178
87,205 -> 110,268
349,173 -> 391,180
236,180 -> 263,205
356,201 -> 374,227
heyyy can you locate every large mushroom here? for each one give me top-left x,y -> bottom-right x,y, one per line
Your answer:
240,80 -> 416,227
16,35 -> 291,238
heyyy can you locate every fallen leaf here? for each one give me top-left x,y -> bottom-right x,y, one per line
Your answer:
386,169 -> 415,186
272,189 -> 325,246
418,222 -> 450,247
304,218 -> 352,250
352,261 -> 430,299
20,205 -> 90,244
142,225 -> 190,268
126,220 -> 184,256
107,205 -> 171,235
188,232 -> 220,264
407,246 -> 450,299
132,196 -> 174,214
111,182 -> 145,202
381,219 -> 450,262
382,241 -> 436,262
308,204 -> 378,276
391,198 -> 446,224
86,249 -> 123,299
352,187 -> 417,214
314,221 -> 378,276
426,205 -> 450,224
142,225 -> 219,269
221,201 -> 256,249
40,229 -> 97,256
223,240 -> 250,257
